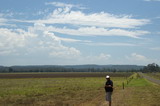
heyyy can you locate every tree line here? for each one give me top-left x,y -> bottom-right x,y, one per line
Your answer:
141,63 -> 160,73
0,63 -> 159,73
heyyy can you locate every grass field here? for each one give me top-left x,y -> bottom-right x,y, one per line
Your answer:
0,72 -> 159,106
145,72 -> 160,80
0,72 -> 132,78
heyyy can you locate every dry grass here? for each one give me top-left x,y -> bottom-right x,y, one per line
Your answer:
0,73 -> 159,106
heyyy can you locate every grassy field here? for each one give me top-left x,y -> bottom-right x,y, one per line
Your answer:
0,72 -> 132,78
116,73 -> 160,106
0,72 -> 159,106
145,72 -> 160,80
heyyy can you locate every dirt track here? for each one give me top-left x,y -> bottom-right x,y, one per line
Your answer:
138,72 -> 160,85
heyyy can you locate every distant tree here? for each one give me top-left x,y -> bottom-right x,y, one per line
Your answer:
143,63 -> 160,72
8,67 -> 13,72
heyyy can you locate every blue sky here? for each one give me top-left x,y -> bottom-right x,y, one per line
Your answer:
0,0 -> 160,66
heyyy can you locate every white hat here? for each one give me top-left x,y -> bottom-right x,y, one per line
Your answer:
106,75 -> 110,78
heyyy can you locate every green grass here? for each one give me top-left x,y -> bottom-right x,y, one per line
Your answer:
117,73 -> 160,106
146,72 -> 160,80
0,76 -> 127,106
127,78 -> 152,87
0,73 -> 159,106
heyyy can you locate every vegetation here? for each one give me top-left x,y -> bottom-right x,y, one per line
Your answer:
0,65 -> 143,73
0,72 -> 159,106
117,74 -> 160,106
0,73 -> 128,106
145,72 -> 160,80
0,72 -> 132,79
142,63 -> 160,73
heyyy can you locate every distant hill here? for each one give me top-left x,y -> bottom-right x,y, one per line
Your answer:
63,64 -> 144,70
0,64 -> 144,72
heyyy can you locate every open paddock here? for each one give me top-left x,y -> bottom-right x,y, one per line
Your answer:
0,72 -> 133,79
0,73 -> 159,106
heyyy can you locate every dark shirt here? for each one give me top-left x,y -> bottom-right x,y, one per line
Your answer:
105,80 -> 113,92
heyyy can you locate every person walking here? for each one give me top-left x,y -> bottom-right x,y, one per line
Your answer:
104,75 -> 113,106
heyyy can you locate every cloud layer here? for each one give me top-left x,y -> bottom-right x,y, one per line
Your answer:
15,2 -> 150,38
0,2 -> 154,65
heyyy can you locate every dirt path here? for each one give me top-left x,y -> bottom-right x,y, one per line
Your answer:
79,87 -> 127,106
98,87 -> 130,106
138,72 -> 160,85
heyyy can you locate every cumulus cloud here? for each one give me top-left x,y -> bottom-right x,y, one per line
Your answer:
97,53 -> 111,60
0,25 -> 81,58
126,53 -> 148,61
0,2 -> 152,65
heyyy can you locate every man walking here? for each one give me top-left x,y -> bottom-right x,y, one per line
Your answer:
105,75 -> 113,106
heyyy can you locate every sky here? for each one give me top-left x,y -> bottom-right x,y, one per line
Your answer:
0,0 -> 160,66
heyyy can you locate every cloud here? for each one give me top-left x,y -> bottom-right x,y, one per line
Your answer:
45,31 -> 90,43
82,53 -> 111,64
49,47 -> 81,59
150,47 -> 160,51
0,18 -> 7,26
26,23 -> 149,38
0,26 -> 81,58
126,53 -> 148,61
85,42 -> 137,46
37,9 -> 149,29
0,16 -> 17,27
45,2 -> 86,10
0,27 -> 40,56
0,2 -> 153,65
29,23 -> 91,43
27,26 -> 82,58
16,6 -> 150,29
46,26 -> 149,38
97,53 -> 111,60
10,2 -> 150,38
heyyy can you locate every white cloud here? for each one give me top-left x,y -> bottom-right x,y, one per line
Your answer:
150,47 -> 160,51
0,18 -> 7,26
49,47 -> 81,59
27,23 -> 149,38
85,42 -> 137,46
18,6 -> 150,29
38,9 -> 149,29
0,16 -> 17,27
45,2 -> 86,10
0,25 -> 81,58
12,3 -> 150,38
83,53 -> 111,64
46,26 -> 149,38
27,26 -> 82,58
97,53 -> 111,60
126,53 -> 148,61
0,28 -> 26,48
45,31 -> 90,43
0,28 -> 35,56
